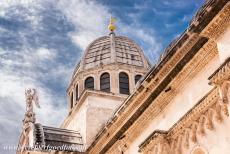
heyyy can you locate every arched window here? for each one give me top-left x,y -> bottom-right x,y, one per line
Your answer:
85,77 -> 94,90
135,75 -> 142,84
119,72 -> 129,94
70,92 -> 73,108
75,84 -> 78,101
100,73 -> 110,92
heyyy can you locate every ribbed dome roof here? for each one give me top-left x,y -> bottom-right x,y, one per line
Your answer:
80,33 -> 150,70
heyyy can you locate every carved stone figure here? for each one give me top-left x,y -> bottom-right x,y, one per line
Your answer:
25,88 -> 40,113
23,88 -> 40,132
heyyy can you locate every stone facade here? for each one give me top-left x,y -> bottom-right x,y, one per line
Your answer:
62,33 -> 150,149
17,0 -> 230,154
87,1 -> 230,154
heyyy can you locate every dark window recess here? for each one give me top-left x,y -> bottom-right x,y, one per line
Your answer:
100,73 -> 110,92
85,77 -> 94,90
135,75 -> 142,84
119,72 -> 129,95
75,85 -> 78,101
131,54 -> 135,60
70,92 -> 73,108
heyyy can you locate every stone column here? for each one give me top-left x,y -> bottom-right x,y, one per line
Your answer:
111,69 -> 119,94
129,68 -> 135,93
95,72 -> 100,91
78,75 -> 84,95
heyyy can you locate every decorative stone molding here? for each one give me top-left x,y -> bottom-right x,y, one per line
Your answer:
209,58 -> 230,85
191,145 -> 208,154
87,1 -> 230,153
139,86 -> 229,154
139,57 -> 230,153
115,39 -> 217,152
61,89 -> 126,128
201,2 -> 230,40
67,62 -> 148,111
209,57 -> 230,105
87,33 -> 203,154
88,35 -> 220,154
138,131 -> 170,154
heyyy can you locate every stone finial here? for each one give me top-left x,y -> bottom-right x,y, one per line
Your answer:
108,16 -> 116,32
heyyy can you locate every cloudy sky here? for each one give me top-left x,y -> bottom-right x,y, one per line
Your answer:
0,0 -> 204,153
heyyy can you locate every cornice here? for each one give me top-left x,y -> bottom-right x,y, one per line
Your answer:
189,0 -> 229,34
121,39 -> 218,150
139,86 -> 229,153
209,57 -> 230,85
88,1 -> 230,153
139,55 -> 230,153
88,35 -> 210,154
60,89 -> 126,128
201,2 -> 230,40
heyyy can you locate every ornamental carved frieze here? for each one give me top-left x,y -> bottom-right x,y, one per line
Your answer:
139,56 -> 230,154
117,39 -> 218,151
139,86 -> 230,154
209,58 -> 230,104
139,131 -> 170,154
201,2 -> 230,40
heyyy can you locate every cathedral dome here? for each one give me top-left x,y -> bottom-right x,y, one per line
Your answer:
68,21 -> 151,110
79,33 -> 150,70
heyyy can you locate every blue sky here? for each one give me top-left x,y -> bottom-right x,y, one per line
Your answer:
0,0 -> 204,153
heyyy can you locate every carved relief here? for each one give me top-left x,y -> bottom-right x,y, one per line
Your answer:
222,103 -> 229,117
183,128 -> 190,149
206,109 -> 214,130
215,104 -> 223,123
139,54 -> 230,154
201,2 -> 230,40
139,85 -> 230,154
191,145 -> 208,154
190,122 -> 198,144
218,80 -> 230,104
197,116 -> 205,136
139,132 -> 170,154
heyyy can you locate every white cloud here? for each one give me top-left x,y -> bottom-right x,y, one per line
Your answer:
36,47 -> 56,60
0,69 -> 66,150
0,1 -> 68,151
56,0 -> 109,49
56,0 -> 162,62
0,0 -> 163,153
0,0 -> 36,17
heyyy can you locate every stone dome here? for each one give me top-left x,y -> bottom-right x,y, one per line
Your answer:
68,32 -> 151,108
79,33 -> 150,70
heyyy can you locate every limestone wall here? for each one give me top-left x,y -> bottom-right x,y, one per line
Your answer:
65,93 -> 124,149
217,26 -> 230,63
125,55 -> 221,153
125,26 -> 230,154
